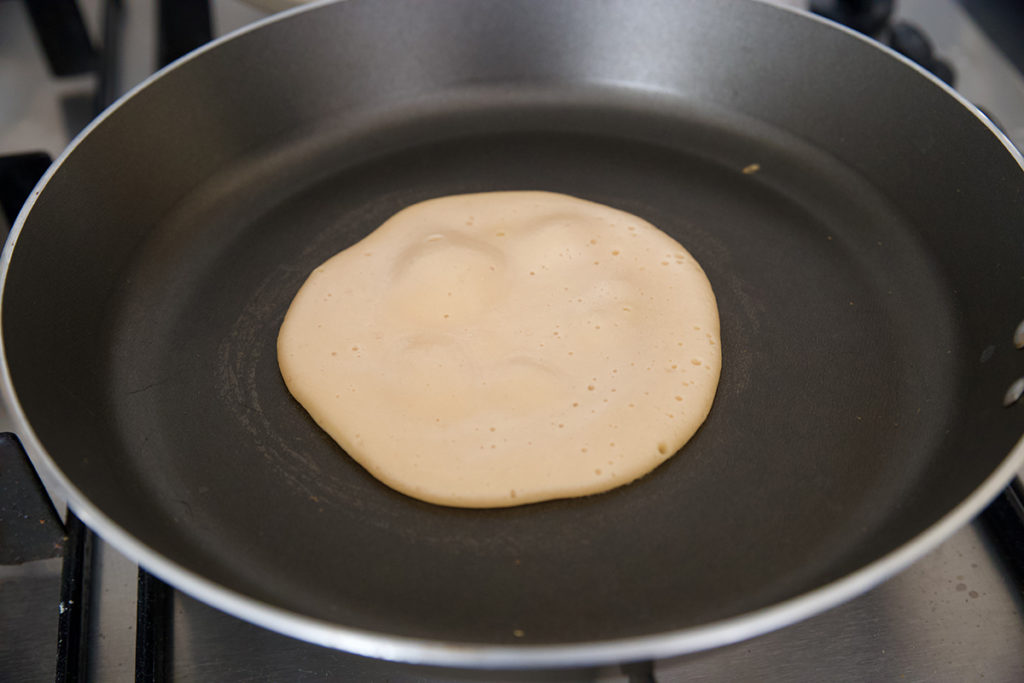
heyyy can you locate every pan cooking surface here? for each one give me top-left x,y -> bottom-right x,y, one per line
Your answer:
95,102 -> 958,643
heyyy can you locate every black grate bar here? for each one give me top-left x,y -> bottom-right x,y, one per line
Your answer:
0,153 -> 53,229
22,0 -> 97,76
136,568 -> 172,683
157,0 -> 212,68
55,511 -> 92,683
0,432 -> 65,564
95,0 -> 125,114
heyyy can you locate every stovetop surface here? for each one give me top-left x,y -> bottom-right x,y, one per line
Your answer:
2,1 -> 1024,681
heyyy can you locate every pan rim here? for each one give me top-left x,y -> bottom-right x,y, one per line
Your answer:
2,0 -> 1024,668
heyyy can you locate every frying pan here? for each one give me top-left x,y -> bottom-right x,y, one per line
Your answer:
3,0 -> 1023,668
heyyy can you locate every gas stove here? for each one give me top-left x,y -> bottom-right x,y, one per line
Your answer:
2,1 -> 1023,680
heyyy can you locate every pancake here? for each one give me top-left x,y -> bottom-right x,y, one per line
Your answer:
277,191 -> 721,507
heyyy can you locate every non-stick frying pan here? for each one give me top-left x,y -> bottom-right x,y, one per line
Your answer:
3,0 -> 1023,668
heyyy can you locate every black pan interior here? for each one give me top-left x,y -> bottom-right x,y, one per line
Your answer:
4,0 -> 1024,650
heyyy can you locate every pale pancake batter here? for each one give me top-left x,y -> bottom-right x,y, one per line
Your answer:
278,191 -> 721,507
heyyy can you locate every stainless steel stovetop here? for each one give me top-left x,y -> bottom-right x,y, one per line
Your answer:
2,1 -> 1023,680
